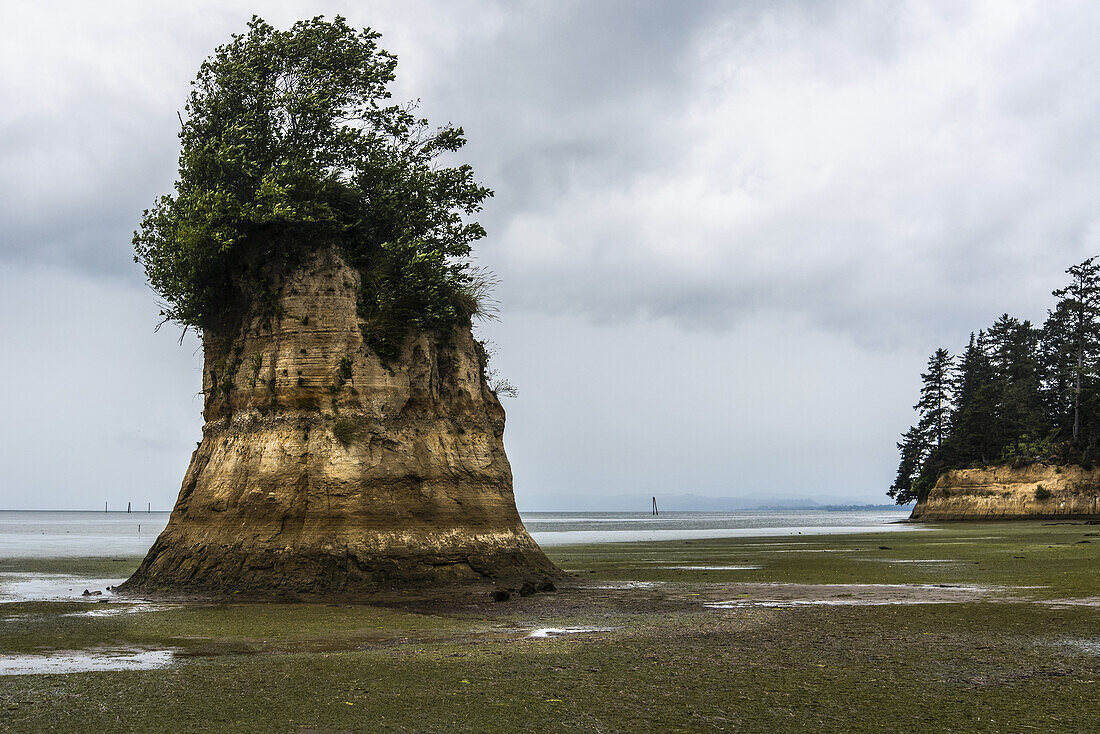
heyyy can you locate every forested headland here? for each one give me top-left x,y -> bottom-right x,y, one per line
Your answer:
891,257 -> 1100,504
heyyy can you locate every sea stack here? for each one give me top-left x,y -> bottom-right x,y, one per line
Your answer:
122,247 -> 558,598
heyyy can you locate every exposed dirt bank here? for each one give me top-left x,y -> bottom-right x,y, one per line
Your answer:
911,464 -> 1100,521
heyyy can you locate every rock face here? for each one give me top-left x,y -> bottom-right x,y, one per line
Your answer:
122,248 -> 558,598
910,464 -> 1100,521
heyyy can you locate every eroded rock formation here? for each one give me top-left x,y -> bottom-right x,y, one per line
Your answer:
910,464 -> 1100,521
122,248 -> 558,598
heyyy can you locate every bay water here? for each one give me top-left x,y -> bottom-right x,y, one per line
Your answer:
0,508 -> 912,559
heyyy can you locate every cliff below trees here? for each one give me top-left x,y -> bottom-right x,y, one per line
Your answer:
122,247 -> 558,599
910,464 -> 1100,521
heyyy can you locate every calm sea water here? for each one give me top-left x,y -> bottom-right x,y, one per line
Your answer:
0,508 -> 913,559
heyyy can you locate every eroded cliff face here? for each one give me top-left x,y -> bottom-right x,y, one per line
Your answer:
910,464 -> 1100,521
122,248 -> 558,598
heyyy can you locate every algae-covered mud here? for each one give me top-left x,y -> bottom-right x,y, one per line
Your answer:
3,523 -> 1100,732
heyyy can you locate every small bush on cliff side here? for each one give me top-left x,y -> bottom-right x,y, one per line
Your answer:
1035,485 -> 1052,501
475,339 -> 518,399
134,16 -> 492,343
332,418 -> 360,445
248,353 -> 264,387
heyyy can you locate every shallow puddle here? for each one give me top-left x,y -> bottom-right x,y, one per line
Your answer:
661,565 -> 762,571
702,582 -> 1008,610
757,549 -> 859,553
580,581 -> 660,590
705,598 -> 938,608
0,648 -> 174,675
527,627 -> 612,638
745,541 -> 815,546
1041,597 -> 1100,608
1060,639 -> 1100,655
0,573 -> 125,603
862,559 -> 960,564
60,603 -> 176,618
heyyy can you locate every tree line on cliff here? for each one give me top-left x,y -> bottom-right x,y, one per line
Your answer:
891,257 -> 1100,504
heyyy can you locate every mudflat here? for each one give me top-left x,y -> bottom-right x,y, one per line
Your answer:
2,522 -> 1099,732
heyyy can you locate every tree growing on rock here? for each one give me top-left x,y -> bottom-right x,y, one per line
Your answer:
133,15 -> 492,358
890,348 -> 953,504
915,348 -> 954,450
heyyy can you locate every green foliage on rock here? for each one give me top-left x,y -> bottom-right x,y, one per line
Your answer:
133,15 -> 492,349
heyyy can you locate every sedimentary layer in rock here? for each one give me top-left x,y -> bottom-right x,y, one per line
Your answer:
122,248 -> 558,597
910,464 -> 1100,521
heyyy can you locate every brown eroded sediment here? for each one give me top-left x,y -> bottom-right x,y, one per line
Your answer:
910,463 -> 1100,521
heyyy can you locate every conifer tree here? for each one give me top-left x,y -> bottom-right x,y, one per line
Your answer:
915,348 -> 954,449
890,348 -> 953,504
889,426 -> 927,504
985,315 -> 1046,457
947,331 -> 998,466
1042,309 -> 1075,437
1045,257 -> 1100,445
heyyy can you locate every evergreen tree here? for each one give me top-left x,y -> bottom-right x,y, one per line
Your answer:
890,348 -> 953,504
1045,257 -> 1100,445
946,331 -> 998,466
889,426 -> 927,504
914,348 -> 954,449
985,315 -> 1046,457
1041,308 -> 1075,438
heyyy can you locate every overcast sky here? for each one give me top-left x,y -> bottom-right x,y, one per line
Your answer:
2,1 -> 1099,510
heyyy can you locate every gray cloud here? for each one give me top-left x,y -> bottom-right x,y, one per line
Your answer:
411,0 -> 1100,346
1,1 -> 1098,508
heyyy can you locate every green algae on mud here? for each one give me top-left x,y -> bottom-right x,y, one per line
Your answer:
2,522 -> 1100,732
0,556 -> 142,578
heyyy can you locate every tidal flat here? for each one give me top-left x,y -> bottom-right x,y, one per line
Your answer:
2,523 -> 1099,732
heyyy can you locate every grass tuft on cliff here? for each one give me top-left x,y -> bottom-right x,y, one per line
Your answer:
332,418 -> 360,446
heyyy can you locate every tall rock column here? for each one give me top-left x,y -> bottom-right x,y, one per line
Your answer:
123,247 -> 558,597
